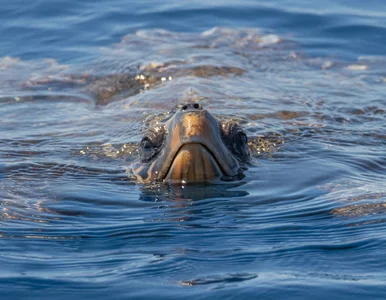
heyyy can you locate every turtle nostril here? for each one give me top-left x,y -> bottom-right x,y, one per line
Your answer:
181,103 -> 202,111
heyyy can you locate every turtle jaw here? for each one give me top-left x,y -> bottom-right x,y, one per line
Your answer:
163,143 -> 224,183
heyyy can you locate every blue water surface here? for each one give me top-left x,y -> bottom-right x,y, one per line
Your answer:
2,0 -> 386,61
0,0 -> 386,299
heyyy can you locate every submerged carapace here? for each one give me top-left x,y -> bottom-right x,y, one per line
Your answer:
131,103 -> 249,184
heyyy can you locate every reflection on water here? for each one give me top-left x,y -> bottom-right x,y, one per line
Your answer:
0,1 -> 386,298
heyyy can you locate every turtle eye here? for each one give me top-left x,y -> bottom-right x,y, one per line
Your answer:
235,131 -> 247,146
232,131 -> 249,158
221,121 -> 250,160
140,137 -> 157,163
141,138 -> 153,150
140,127 -> 165,163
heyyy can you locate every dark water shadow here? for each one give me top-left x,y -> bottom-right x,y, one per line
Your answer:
138,182 -> 249,203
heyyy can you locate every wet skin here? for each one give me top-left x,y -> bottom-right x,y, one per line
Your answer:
132,103 -> 249,184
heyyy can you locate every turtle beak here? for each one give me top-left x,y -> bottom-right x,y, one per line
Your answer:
165,143 -> 223,183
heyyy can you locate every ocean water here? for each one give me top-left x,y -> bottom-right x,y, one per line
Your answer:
0,0 -> 386,299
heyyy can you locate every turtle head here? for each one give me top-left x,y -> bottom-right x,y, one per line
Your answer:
132,103 -> 249,184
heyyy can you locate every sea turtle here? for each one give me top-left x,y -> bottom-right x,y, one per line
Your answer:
130,103 -> 250,184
